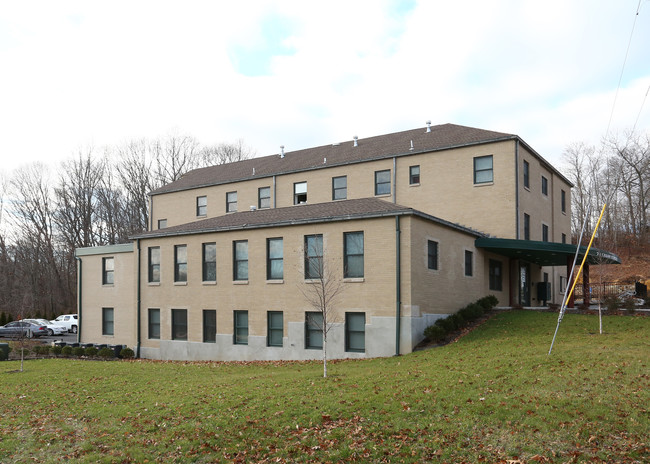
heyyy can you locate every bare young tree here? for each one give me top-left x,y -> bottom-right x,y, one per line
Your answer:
200,139 -> 255,166
299,235 -> 345,378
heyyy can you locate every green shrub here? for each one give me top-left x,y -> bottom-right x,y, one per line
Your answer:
603,295 -> 621,311
32,345 -> 43,355
459,303 -> 483,321
41,345 -> 51,356
423,325 -> 446,343
434,317 -> 455,333
51,345 -> 62,356
61,346 -> 73,357
85,346 -> 98,357
73,347 -> 85,357
120,347 -> 135,359
477,295 -> 499,310
448,313 -> 466,331
98,347 -> 114,359
0,350 -> 6,361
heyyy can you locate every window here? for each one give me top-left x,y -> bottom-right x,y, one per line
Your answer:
560,276 -> 567,293
489,260 -> 502,291
234,310 -> 248,345
542,224 -> 549,242
102,307 -> 114,336
523,160 -> 530,188
409,165 -> 420,185
174,245 -> 187,282
267,311 -> 283,347
344,232 -> 364,278
267,238 -> 283,280
148,247 -> 160,283
374,170 -> 391,195
258,187 -> 271,209
345,312 -> 365,352
196,196 -> 207,216
203,310 -> 216,343
171,309 -> 187,341
226,191 -> 237,212
102,257 -> 114,285
427,240 -> 438,270
202,242 -> 216,282
233,241 -> 248,281
158,219 -> 167,229
541,176 -> 548,196
148,308 -> 160,339
562,233 -> 567,244
294,182 -> 307,204
332,176 -> 347,200
524,213 -> 530,240
305,312 -> 323,349
474,155 -> 493,184
464,250 -> 473,277
304,234 -> 323,279
561,189 -> 566,213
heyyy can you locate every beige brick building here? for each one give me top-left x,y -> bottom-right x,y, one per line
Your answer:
76,123 -> 610,361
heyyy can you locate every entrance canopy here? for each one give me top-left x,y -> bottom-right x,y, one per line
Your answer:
475,237 -> 621,266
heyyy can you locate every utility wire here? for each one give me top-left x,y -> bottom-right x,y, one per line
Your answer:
605,0 -> 643,139
631,84 -> 649,133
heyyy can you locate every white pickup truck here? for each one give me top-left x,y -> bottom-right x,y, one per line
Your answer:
50,314 -> 79,334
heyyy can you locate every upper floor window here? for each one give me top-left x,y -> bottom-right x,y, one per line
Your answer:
374,170 -> 391,195
233,240 -> 248,281
542,224 -> 549,242
304,234 -> 323,279
464,250 -> 473,276
226,191 -> 238,212
202,242 -> 216,282
158,219 -> 167,229
196,196 -> 207,216
561,189 -> 566,213
102,257 -> 114,285
174,245 -> 187,282
332,176 -> 347,200
258,187 -> 271,209
409,165 -> 420,185
524,213 -> 530,240
562,233 -> 567,244
294,182 -> 307,204
474,155 -> 493,184
427,240 -> 438,270
148,247 -> 160,283
541,176 -> 548,196
102,307 -> 114,336
489,259 -> 502,291
267,238 -> 283,280
344,232 -> 364,278
523,160 -> 530,188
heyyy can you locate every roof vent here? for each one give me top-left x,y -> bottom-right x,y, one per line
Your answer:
280,145 -> 285,158
323,157 -> 327,164
252,167 -> 255,176
353,135 -> 358,147
250,205 -> 257,211
426,120 -> 431,132
410,140 -> 414,151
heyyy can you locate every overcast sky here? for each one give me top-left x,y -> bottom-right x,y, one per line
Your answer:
1,0 -> 649,175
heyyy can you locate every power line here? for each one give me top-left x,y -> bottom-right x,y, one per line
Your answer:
631,84 -> 649,133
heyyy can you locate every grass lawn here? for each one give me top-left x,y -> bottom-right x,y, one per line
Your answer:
1,310 -> 648,463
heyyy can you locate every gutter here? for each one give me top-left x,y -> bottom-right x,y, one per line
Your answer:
395,215 -> 401,356
515,139 -> 520,239
75,256 -> 82,343
136,239 -> 142,358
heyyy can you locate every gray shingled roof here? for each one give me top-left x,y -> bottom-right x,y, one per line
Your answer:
150,123 -> 516,195
131,197 -> 483,239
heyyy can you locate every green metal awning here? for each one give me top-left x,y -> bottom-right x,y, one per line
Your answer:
475,237 -> 621,266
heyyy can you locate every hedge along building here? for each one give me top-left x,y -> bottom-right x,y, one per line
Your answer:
75,123 -> 620,361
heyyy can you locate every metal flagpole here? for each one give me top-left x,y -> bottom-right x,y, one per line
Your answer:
549,203 -> 606,355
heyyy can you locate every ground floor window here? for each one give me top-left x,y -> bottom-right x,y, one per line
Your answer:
234,310 -> 248,345
345,312 -> 365,352
267,311 -> 283,347
489,259 -> 502,291
172,309 -> 187,340
148,308 -> 160,339
102,307 -> 114,336
305,312 -> 323,349
203,310 -> 216,343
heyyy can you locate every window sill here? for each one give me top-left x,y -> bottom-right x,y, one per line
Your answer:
266,279 -> 284,284
473,182 -> 494,187
233,280 -> 249,285
523,186 -> 530,192
174,281 -> 188,286
102,284 -> 114,288
148,282 -> 160,286
409,183 -> 420,187
196,215 -> 207,218
374,193 -> 391,198
343,277 -> 365,283
202,281 -> 217,286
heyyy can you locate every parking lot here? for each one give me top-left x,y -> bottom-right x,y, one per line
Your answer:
33,332 -> 78,345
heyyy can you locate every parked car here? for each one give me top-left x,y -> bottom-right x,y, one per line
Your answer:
0,321 -> 48,338
50,314 -> 79,334
22,318 -> 67,336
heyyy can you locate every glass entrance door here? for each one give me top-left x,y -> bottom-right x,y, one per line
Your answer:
519,263 -> 530,306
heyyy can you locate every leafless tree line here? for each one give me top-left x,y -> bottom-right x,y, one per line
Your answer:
0,134 -> 254,319
563,130 -> 650,250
